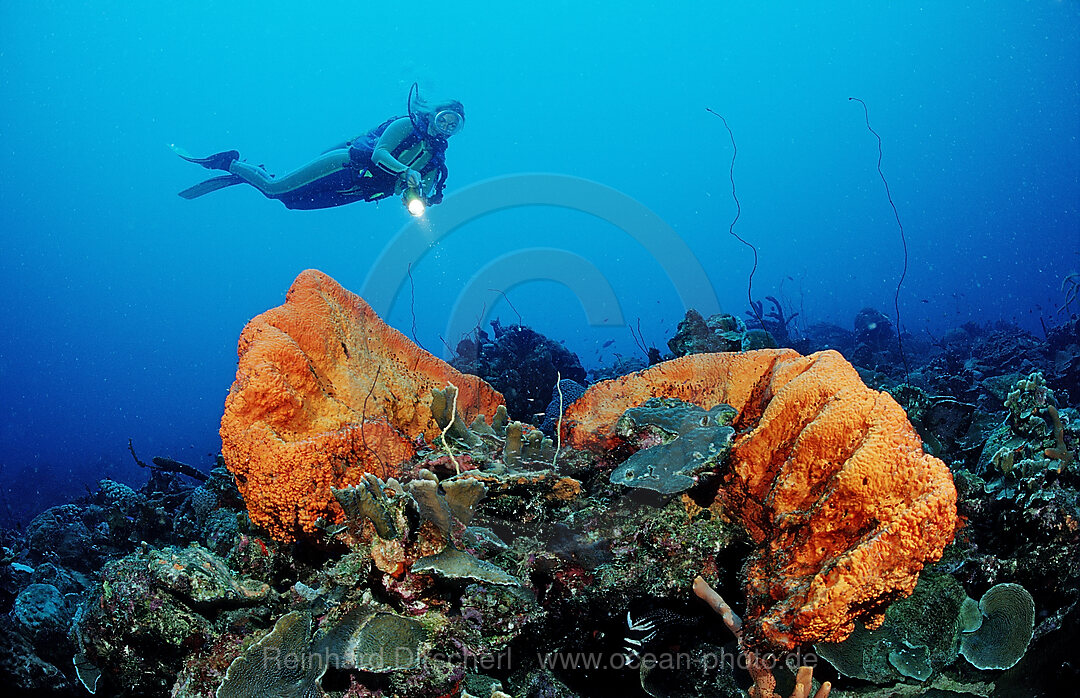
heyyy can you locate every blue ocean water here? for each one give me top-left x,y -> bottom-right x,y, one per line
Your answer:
1,2 -> 1077,527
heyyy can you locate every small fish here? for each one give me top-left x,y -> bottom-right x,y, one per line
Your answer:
602,340 -> 615,348
619,608 -> 696,665
620,610 -> 661,664
920,299 -> 930,303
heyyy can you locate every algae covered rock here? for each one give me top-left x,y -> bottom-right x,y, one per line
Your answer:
148,544 -> 271,605
74,543 -> 274,697
76,551 -> 216,696
26,504 -> 95,571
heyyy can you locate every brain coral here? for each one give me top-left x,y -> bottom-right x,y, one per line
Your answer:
13,583 -> 66,633
220,269 -> 503,541
563,348 -> 957,650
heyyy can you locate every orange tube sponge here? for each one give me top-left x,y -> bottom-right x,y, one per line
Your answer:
220,269 -> 503,541
564,349 -> 956,651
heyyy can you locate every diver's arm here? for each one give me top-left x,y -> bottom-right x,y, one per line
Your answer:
371,118 -> 417,177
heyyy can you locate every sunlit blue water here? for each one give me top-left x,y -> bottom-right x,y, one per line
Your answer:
2,1 -> 1077,525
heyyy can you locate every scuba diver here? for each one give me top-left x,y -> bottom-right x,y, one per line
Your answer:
173,84 -> 464,213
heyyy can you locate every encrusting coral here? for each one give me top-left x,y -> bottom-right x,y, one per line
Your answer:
608,398 -> 736,494
564,348 -> 957,651
220,269 -> 504,541
958,582 -> 1035,671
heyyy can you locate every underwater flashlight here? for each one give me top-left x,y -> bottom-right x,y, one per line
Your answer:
403,186 -> 426,217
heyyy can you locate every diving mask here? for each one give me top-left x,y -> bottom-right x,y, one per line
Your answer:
432,109 -> 464,137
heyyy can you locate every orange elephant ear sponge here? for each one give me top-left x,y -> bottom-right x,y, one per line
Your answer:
563,349 -> 957,651
220,269 -> 503,542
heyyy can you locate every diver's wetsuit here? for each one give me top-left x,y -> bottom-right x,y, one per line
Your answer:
227,117 -> 447,210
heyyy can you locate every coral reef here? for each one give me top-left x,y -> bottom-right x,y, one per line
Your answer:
563,348 -> 957,650
745,296 -> 799,347
5,275 -> 1080,698
452,320 -> 586,424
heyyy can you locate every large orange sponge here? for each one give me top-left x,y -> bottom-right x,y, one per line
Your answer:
220,270 -> 503,541
563,349 -> 957,650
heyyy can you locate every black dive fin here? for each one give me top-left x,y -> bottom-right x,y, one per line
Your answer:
170,143 -> 201,163
178,174 -> 243,199
169,143 -> 239,170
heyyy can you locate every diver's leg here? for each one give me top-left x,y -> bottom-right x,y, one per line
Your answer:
227,161 -> 279,194
228,151 -> 353,198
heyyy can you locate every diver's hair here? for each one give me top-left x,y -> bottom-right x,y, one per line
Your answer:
410,94 -> 465,134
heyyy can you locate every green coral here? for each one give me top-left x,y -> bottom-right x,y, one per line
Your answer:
815,576 -> 1038,683
332,473 -> 403,540
1004,371 -> 1054,438
815,573 -> 968,684
216,604 -> 428,697
216,611 -> 323,698
610,398 -> 736,494
959,583 -> 1035,671
412,546 -> 521,586
430,385 -> 554,469
324,610 -> 426,672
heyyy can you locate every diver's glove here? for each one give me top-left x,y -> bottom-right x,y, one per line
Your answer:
402,168 -> 422,189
